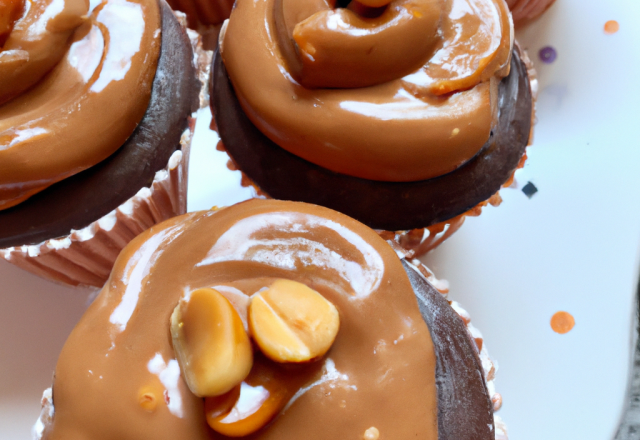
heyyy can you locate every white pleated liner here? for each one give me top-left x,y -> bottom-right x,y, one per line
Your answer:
1,128 -> 192,287
407,259 -> 509,440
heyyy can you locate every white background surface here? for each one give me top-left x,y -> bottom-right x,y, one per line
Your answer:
1,0 -> 640,438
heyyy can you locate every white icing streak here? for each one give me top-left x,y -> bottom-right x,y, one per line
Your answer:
110,224 -> 184,332
91,0 -> 145,92
147,353 -> 185,418
31,388 -> 54,440
68,24 -> 104,83
282,358 -> 356,413
26,0 -> 66,39
219,382 -> 270,423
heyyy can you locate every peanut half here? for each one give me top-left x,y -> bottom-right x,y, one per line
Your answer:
171,288 -> 253,397
206,382 -> 289,437
205,357 -> 312,437
248,279 -> 340,363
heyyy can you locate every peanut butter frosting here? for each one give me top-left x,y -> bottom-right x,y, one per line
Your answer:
0,0 -> 161,210
43,200 -> 439,440
221,0 -> 513,182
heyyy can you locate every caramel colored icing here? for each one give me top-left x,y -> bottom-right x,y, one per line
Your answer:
221,0 -> 513,182
45,200 -> 438,440
0,0 -> 160,210
0,0 -> 25,47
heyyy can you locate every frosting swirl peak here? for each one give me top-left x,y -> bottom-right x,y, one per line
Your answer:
0,0 -> 161,210
221,0 -> 513,181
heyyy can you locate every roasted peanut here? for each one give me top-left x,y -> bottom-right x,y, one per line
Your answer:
205,358 -> 308,437
171,288 -> 253,397
206,382 -> 288,437
248,279 -> 340,363
204,385 -> 241,419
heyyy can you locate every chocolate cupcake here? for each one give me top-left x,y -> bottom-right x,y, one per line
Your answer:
33,199 -> 507,440
0,0 -> 211,287
211,0 -> 534,257
506,0 -> 556,25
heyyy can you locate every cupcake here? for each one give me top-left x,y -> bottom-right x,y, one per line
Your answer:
34,199 -> 507,440
164,0 -> 233,48
211,0 -> 534,257
506,0 -> 556,25
0,0 -> 211,287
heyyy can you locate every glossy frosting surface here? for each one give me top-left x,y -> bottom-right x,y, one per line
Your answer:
0,0 -> 160,210
45,200 -> 438,440
222,0 -> 513,181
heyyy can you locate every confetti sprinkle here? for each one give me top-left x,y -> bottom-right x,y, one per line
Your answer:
551,311 -> 575,334
539,46 -> 557,64
604,20 -> 619,34
522,181 -> 538,198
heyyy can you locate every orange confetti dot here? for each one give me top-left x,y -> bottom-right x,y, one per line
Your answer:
550,311 -> 575,334
604,20 -> 619,35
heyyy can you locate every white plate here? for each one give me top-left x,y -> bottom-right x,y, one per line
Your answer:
1,1 -> 639,438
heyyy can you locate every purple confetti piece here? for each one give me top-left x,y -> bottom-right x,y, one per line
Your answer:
539,46 -> 557,64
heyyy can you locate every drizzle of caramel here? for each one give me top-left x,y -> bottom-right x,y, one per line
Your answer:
46,200 -> 438,440
221,0 -> 513,182
0,0 -> 161,210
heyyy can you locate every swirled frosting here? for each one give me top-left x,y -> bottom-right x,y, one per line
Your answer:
0,0 -> 161,210
44,199 -> 438,440
221,0 -> 513,182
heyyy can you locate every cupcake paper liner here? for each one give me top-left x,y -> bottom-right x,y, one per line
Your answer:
0,12 -> 212,288
1,134 -> 191,287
